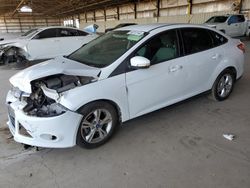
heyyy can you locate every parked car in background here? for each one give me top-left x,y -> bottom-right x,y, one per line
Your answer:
6,24 -> 244,149
0,26 -> 98,64
204,14 -> 249,37
105,23 -> 137,32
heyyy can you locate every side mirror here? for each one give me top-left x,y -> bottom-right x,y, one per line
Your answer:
130,56 -> 150,69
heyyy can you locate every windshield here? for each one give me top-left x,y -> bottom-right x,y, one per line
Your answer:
21,28 -> 39,38
68,30 -> 146,68
205,16 -> 228,23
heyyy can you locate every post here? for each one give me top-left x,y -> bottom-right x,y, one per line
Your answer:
187,0 -> 192,15
134,2 -> 137,19
117,6 -> 120,20
156,0 -> 160,22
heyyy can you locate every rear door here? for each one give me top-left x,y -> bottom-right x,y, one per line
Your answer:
27,28 -> 59,59
77,30 -> 97,46
57,28 -> 80,56
227,15 -> 241,37
57,28 -> 96,56
236,15 -> 247,36
179,28 -> 225,94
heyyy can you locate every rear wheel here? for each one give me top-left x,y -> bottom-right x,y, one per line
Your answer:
211,69 -> 235,101
76,101 -> 119,149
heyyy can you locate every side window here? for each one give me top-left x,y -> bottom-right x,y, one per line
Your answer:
228,15 -> 239,24
35,28 -> 57,39
209,30 -> 228,47
78,30 -> 89,36
135,30 -> 179,65
237,15 -> 245,22
181,28 -> 213,55
58,29 -> 78,37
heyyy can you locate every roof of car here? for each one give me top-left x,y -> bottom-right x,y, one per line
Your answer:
213,14 -> 244,17
116,23 -> 216,32
39,26 -> 81,30
116,23 -> 172,32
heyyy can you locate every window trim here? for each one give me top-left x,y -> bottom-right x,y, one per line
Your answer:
179,27 -> 216,56
32,28 -> 58,39
109,29 -> 181,77
208,30 -> 228,48
57,28 -> 79,37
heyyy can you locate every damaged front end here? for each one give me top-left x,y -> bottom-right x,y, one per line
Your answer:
20,74 -> 95,117
1,46 -> 28,64
6,73 -> 97,148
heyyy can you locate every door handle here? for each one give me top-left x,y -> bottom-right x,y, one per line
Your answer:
169,65 -> 183,72
212,54 -> 219,60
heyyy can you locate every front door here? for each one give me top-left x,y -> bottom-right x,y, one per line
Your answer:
126,29 -> 188,118
27,28 -> 59,60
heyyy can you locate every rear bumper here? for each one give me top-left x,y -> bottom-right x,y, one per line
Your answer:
7,98 -> 83,148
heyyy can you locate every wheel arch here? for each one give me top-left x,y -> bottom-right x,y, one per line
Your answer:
3,45 -> 29,59
209,65 -> 237,89
225,66 -> 237,79
76,99 -> 122,123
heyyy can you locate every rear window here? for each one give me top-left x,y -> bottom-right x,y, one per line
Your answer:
181,28 -> 213,55
209,30 -> 228,47
58,28 -> 78,37
36,28 -> 57,39
78,30 -> 89,36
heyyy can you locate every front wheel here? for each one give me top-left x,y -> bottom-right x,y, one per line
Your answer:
76,102 -> 119,149
211,69 -> 235,101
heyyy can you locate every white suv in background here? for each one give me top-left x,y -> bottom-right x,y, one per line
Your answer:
0,26 -> 98,64
205,14 -> 249,37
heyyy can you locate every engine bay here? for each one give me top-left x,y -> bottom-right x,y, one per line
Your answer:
22,74 -> 94,117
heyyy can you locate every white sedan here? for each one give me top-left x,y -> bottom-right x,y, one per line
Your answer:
6,24 -> 245,149
0,26 -> 98,63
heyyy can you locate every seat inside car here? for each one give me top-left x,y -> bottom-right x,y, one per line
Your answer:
151,34 -> 177,63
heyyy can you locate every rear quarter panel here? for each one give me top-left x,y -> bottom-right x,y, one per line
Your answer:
208,39 -> 244,89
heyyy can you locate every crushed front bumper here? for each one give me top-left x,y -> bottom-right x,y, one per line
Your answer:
6,92 -> 83,148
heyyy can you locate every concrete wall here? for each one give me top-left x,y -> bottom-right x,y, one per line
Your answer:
76,0 -> 249,32
1,0 -> 249,34
79,11 -> 235,32
0,17 -> 61,33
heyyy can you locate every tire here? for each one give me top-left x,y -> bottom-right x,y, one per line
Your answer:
76,101 -> 119,149
211,69 -> 235,101
3,55 -> 11,64
16,55 -> 26,64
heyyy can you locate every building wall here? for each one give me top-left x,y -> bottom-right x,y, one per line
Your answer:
0,17 -> 61,33
0,0 -> 249,33
76,0 -> 249,32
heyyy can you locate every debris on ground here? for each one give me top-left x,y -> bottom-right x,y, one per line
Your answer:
223,134 -> 235,141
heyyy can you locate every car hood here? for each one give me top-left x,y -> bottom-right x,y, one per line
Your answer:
0,38 -> 28,49
0,38 -> 25,45
204,23 -> 222,27
10,56 -> 101,93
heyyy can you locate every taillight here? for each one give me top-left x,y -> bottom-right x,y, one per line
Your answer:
237,43 -> 245,53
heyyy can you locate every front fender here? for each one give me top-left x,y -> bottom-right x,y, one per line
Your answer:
58,74 -> 130,122
3,45 -> 30,60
